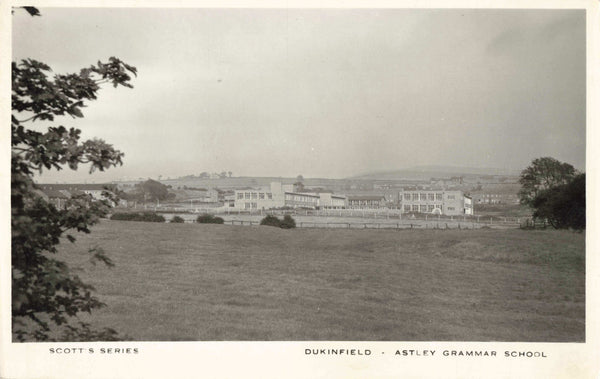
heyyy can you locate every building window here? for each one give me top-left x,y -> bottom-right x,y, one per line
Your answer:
428,205 -> 434,212
404,205 -> 411,212
251,192 -> 258,199
428,193 -> 434,201
435,204 -> 442,209
447,207 -> 455,211
447,195 -> 455,200
420,205 -> 428,213
404,194 -> 410,201
412,193 -> 419,201
237,193 -> 243,199
436,193 -> 442,201
244,202 -> 251,209
259,193 -> 265,199
412,205 -> 419,212
245,192 -> 250,199
251,202 -> 257,209
420,193 -> 427,201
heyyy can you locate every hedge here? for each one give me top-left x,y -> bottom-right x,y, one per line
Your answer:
196,214 -> 225,224
110,212 -> 165,222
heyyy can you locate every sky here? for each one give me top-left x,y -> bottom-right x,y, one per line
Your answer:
12,8 -> 586,182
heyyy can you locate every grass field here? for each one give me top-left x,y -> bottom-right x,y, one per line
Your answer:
51,220 -> 584,341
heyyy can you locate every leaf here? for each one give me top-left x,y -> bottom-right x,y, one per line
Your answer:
23,7 -> 41,16
70,107 -> 84,118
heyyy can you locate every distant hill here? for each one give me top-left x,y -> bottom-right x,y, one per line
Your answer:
350,166 -> 520,180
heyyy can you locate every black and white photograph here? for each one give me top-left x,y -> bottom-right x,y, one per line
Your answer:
2,1 -> 598,378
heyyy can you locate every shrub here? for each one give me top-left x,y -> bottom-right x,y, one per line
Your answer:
260,215 -> 281,227
170,216 -> 185,223
110,212 -> 165,222
280,214 -> 296,229
196,214 -> 224,224
260,214 -> 296,229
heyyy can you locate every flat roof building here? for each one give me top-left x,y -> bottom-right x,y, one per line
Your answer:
399,189 -> 471,216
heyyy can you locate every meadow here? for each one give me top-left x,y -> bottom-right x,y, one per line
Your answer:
57,220 -> 584,341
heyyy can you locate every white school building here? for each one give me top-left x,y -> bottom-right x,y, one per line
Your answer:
234,182 -> 346,210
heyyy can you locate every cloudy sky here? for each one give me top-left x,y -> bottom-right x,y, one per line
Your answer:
12,8 -> 585,182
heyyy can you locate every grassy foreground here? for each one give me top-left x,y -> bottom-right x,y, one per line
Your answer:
55,220 -> 584,341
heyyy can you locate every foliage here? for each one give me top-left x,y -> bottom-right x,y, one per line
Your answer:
134,179 -> 170,202
59,321 -> 122,342
260,214 -> 296,229
260,215 -> 282,227
110,212 -> 165,222
12,10 -> 137,341
170,215 -> 185,223
518,157 -> 577,206
196,214 -> 225,224
280,214 -> 297,229
531,174 -> 585,230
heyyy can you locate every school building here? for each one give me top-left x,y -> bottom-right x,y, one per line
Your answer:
234,182 -> 346,210
398,189 -> 473,216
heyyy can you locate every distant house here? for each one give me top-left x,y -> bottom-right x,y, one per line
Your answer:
37,183 -> 118,207
36,189 -> 70,209
471,192 -> 519,205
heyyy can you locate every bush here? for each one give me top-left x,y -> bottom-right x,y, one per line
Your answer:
110,212 -> 165,222
260,215 -> 281,227
170,216 -> 185,223
196,214 -> 224,224
260,214 -> 296,229
280,214 -> 296,229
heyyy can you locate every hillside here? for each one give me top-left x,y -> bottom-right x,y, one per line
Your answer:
350,166 -> 520,181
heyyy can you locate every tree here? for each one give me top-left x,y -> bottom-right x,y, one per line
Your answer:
518,157 -> 577,206
296,175 -> 304,182
12,11 -> 137,340
531,173 -> 585,230
135,179 -> 169,202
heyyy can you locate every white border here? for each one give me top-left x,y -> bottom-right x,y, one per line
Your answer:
1,1 -> 598,378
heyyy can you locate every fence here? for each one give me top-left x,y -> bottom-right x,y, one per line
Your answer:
217,209 -> 524,226
519,218 -> 548,229
132,204 -> 527,227
189,219 -> 482,230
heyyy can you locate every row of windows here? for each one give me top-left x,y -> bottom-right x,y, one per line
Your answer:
237,192 -> 273,200
404,204 -> 442,212
349,200 -> 383,205
243,202 -> 258,209
285,194 -> 318,202
402,193 -> 444,201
